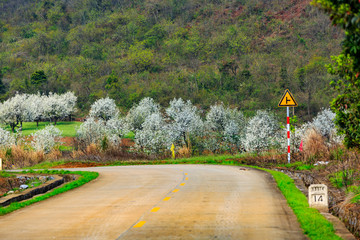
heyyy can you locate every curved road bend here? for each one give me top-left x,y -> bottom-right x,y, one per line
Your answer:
0,165 -> 306,240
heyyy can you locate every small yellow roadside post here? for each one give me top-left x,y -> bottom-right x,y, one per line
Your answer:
171,144 -> 175,159
0,158 -> 2,171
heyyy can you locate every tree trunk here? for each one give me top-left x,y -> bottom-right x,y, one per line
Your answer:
36,120 -> 39,127
307,90 -> 312,119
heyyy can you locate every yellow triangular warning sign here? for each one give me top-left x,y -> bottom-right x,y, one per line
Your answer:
278,89 -> 298,107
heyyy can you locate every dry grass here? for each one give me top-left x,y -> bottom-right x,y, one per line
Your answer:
177,146 -> 191,158
0,145 -> 45,168
303,128 -> 329,163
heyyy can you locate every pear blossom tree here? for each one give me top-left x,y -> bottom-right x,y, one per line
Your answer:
26,94 -> 45,127
42,92 -> 77,125
166,98 -> 204,148
0,127 -> 15,149
0,93 -> 29,132
76,117 -> 107,147
135,113 -> 169,153
311,108 -> 336,139
244,110 -> 279,152
205,104 -> 246,152
89,97 -> 119,121
105,117 -> 127,145
31,125 -> 62,153
126,97 -> 160,131
76,116 -> 127,148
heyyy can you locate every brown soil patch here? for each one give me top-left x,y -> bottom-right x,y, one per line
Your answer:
61,137 -> 74,147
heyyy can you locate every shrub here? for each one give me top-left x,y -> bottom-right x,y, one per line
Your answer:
89,97 -> 119,121
135,113 -> 169,154
31,125 -> 62,153
244,110 -> 279,152
125,97 -> 160,131
0,128 -> 15,149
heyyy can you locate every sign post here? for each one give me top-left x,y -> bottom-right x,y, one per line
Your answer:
278,89 -> 298,164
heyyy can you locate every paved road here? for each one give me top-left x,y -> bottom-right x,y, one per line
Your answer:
0,165 -> 306,239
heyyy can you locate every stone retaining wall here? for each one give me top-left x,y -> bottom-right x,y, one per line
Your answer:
0,175 -> 65,207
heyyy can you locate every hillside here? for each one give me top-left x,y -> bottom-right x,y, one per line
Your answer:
0,0 -> 342,119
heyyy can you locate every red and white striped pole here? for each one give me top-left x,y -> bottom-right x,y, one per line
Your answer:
287,106 -> 290,164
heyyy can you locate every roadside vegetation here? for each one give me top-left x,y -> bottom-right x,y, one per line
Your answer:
0,170 -> 98,216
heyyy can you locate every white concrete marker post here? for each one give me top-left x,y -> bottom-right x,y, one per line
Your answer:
309,184 -> 328,212
0,158 -> 2,171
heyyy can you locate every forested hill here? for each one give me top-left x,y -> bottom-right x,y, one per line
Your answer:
0,0 -> 342,119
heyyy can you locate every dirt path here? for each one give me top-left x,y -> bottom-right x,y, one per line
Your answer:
0,165 -> 306,239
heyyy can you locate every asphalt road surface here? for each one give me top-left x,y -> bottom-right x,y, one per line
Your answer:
0,165 -> 306,239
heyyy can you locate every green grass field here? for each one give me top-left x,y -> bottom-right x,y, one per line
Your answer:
3,122 -> 82,137
2,121 -> 135,139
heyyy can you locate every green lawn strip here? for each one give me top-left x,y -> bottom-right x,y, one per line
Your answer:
0,170 -> 98,216
3,121 -> 82,137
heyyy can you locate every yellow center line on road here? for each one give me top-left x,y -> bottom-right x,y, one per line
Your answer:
180,183 -> 185,186
163,197 -> 171,201
185,173 -> 188,175
151,207 -> 160,212
185,177 -> 189,180
133,221 -> 146,228
172,189 -> 179,192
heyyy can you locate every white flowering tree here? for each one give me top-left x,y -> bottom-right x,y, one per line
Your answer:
244,110 -> 280,152
26,94 -> 45,127
205,104 -> 246,152
31,125 -> 62,153
76,117 -> 107,146
89,97 -> 119,121
311,108 -> 336,139
76,116 -> 127,148
126,97 -> 160,131
166,98 -> 204,148
135,113 -> 169,153
0,127 -> 15,149
105,117 -> 127,145
0,93 -> 29,132
61,92 -> 77,121
42,92 -> 77,125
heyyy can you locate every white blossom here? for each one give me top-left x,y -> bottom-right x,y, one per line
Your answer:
76,117 -> 107,146
311,108 -> 336,139
166,98 -> 204,145
205,104 -> 246,151
76,116 -> 127,147
0,128 -> 15,149
31,125 -> 62,153
42,92 -> 77,124
0,93 -> 30,131
135,113 -> 169,153
89,97 -> 119,121
126,97 -> 160,131
105,117 -> 127,145
244,110 -> 279,152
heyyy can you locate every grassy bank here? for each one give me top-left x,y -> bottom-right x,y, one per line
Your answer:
0,170 -> 98,215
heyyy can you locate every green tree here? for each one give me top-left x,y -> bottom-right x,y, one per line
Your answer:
0,70 -> 5,95
312,0 -> 360,148
31,70 -> 47,86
